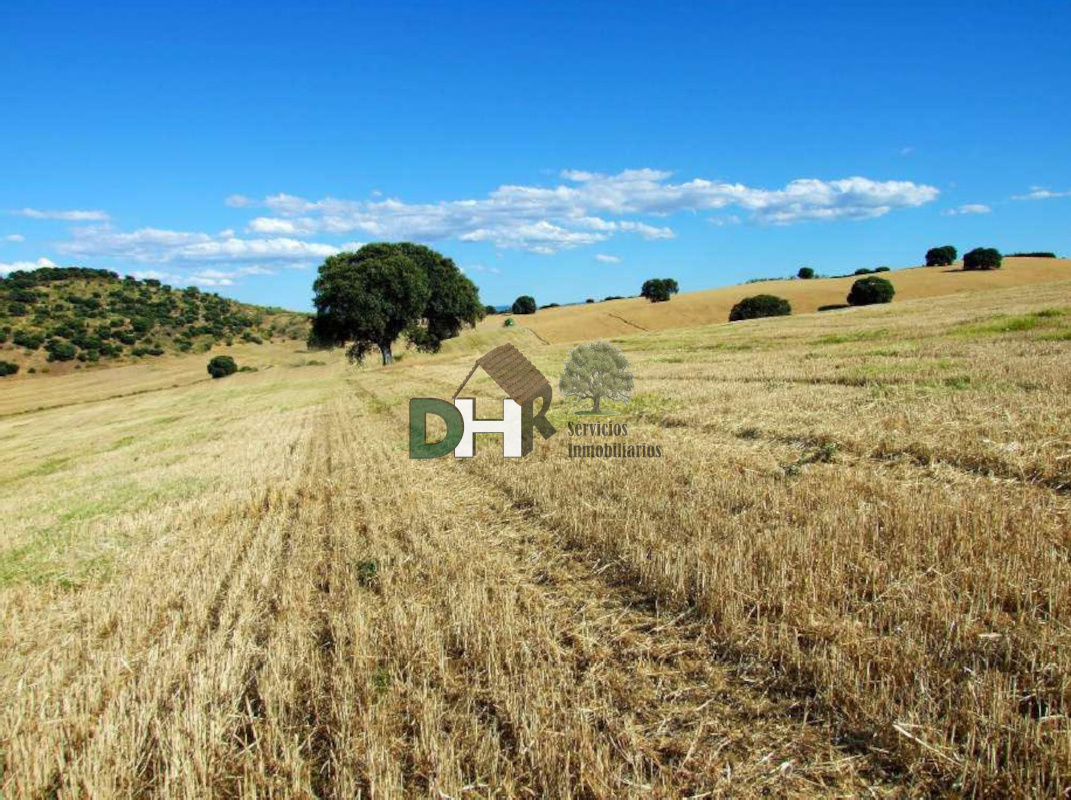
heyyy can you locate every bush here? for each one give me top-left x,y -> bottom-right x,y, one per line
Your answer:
925,245 -> 957,267
847,276 -> 895,306
875,266 -> 891,273
963,247 -> 1003,271
511,295 -> 536,315
482,304 -> 497,316
0,360 -> 18,377
797,267 -> 815,280
207,355 -> 238,378
729,294 -> 792,322
1007,252 -> 1056,258
603,295 -> 625,302
640,278 -> 680,302
503,317 -> 516,328
586,298 -> 595,304
854,268 -> 873,276
45,339 -> 78,361
238,365 -> 259,373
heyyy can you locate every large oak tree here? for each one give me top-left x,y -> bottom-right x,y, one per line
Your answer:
310,243 -> 481,365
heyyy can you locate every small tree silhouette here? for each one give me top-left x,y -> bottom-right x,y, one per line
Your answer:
559,340 -> 634,413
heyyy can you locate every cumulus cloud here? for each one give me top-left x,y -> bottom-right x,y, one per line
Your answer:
943,204 -> 992,216
4,233 -> 25,242
0,257 -> 57,275
230,168 -> 937,254
595,254 -> 621,263
14,208 -> 109,221
56,225 -> 340,266
1012,186 -> 1070,201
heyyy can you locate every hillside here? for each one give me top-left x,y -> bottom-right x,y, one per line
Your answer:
0,267 -> 310,377
491,256 -> 1071,343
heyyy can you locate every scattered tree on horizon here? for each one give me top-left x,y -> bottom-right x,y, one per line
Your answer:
512,295 -> 537,315
926,245 -> 957,267
848,276 -> 895,306
963,247 -> 1003,271
729,294 -> 792,322
797,267 -> 815,279
559,339 -> 634,414
310,243 -> 480,365
640,278 -> 680,302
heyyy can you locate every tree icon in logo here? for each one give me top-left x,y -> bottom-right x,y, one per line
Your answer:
559,340 -> 634,414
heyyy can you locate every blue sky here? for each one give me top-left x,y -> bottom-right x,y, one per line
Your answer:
2,0 -> 1069,310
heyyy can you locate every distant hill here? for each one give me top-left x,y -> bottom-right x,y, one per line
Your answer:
485,257 -> 1071,343
0,267 -> 309,376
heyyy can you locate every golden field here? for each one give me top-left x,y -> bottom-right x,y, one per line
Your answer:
1,275 -> 1070,797
486,257 -> 1071,343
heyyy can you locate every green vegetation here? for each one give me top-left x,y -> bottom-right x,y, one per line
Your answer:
207,355 -> 238,379
963,247 -> 1002,271
0,360 -> 18,377
729,294 -> 792,321
511,295 -> 537,315
640,278 -> 680,302
310,243 -> 481,365
1007,251 -> 1056,258
848,276 -> 895,306
797,267 -> 815,279
0,266 -> 307,371
926,245 -> 957,267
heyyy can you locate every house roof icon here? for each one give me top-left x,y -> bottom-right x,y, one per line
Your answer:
452,343 -> 551,406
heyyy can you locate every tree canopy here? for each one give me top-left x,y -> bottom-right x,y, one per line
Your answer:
797,267 -> 815,279
847,276 -> 895,306
729,294 -> 792,321
310,243 -> 480,365
925,245 -> 957,267
963,247 -> 1002,271
512,295 -> 537,315
640,278 -> 680,302
559,340 -> 634,414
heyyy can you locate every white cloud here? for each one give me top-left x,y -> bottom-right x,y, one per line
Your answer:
900,146 -> 915,156
57,225 -> 340,267
0,257 -> 56,275
225,194 -> 255,207
233,169 -> 937,253
4,233 -> 25,242
1012,186 -> 1070,201
464,263 -> 502,275
943,203 -> 992,216
595,254 -> 621,263
709,214 -> 742,227
14,208 -> 109,221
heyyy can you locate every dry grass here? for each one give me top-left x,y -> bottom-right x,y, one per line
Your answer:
488,257 -> 1071,343
2,281 -> 1070,797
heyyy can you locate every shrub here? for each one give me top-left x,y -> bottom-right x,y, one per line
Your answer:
238,365 -> 259,373
482,304 -> 497,316
848,276 -> 895,306
45,339 -> 78,361
585,298 -> 595,304
0,360 -> 19,377
1007,251 -> 1056,258
926,245 -> 957,267
12,330 -> 43,350
729,294 -> 792,321
797,267 -> 815,279
640,278 -> 680,302
603,295 -> 625,302
854,268 -> 873,276
511,295 -> 536,315
963,247 -> 1003,271
503,317 -> 516,328
207,355 -> 238,378
875,266 -> 891,273
7,302 -> 28,316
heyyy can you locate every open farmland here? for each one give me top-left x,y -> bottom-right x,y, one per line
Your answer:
490,257 -> 1071,343
1,281 -> 1070,797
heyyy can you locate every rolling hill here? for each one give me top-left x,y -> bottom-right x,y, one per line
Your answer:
0,267 -> 310,377
490,256 -> 1071,343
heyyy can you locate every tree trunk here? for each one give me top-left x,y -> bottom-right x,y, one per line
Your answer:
593,394 -> 600,413
379,342 -> 393,365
